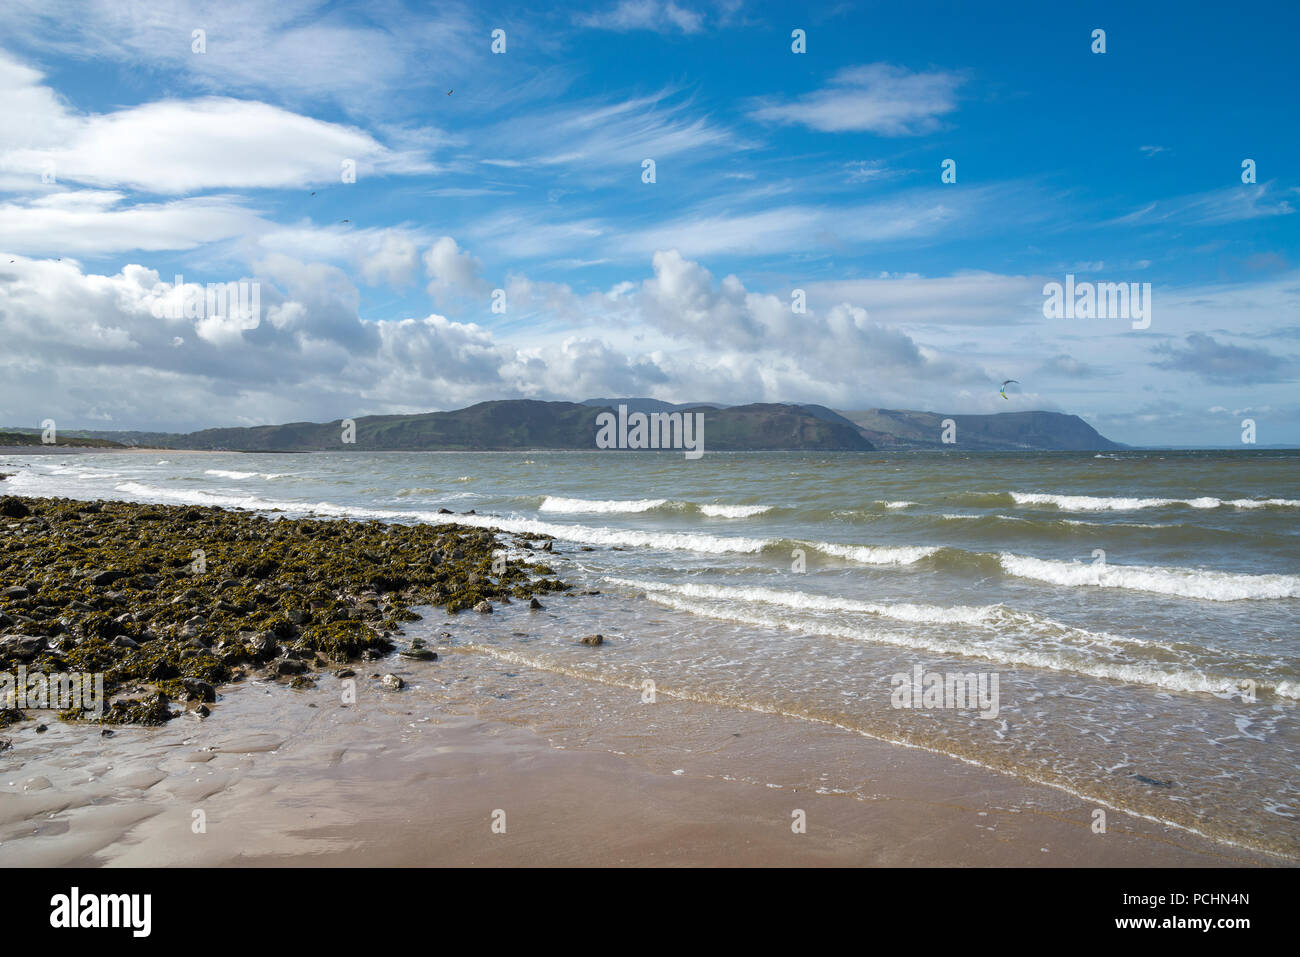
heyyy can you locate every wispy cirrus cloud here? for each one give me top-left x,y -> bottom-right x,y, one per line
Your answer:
1105,183 -> 1295,228
749,64 -> 963,135
576,1 -> 706,34
0,0 -> 484,116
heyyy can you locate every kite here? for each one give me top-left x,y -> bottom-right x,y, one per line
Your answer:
1000,379 -> 1018,400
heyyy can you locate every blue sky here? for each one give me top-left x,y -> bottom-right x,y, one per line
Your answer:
0,0 -> 1296,445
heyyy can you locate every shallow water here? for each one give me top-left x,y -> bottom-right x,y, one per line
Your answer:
3,448 -> 1297,856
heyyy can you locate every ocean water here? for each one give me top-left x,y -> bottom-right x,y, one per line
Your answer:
3,448 -> 1298,857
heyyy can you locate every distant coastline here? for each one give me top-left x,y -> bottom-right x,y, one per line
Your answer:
1,398 -> 1125,453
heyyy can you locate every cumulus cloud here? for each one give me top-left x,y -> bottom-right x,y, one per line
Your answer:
361,231 -> 420,287
0,246 -> 995,430
423,236 -> 490,303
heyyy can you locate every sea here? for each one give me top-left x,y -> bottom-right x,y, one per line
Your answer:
2,448 -> 1297,857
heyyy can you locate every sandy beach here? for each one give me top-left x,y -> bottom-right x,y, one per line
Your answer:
0,645 -> 1277,867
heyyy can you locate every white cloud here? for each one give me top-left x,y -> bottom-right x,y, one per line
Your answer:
0,0 -> 481,114
423,236 -> 489,302
749,64 -> 963,135
577,1 -> 705,34
0,192 -> 262,256
361,231 -> 420,287
0,63 -> 434,194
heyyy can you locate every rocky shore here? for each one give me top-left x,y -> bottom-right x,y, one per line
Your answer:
0,495 -> 568,727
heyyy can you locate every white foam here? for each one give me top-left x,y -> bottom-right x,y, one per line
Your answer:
814,542 -> 940,565
699,504 -> 771,518
999,553 -> 1300,601
640,593 -> 1298,699
605,577 -> 995,624
107,482 -> 772,555
540,496 -> 668,514
1012,492 -> 1300,511
203,469 -> 288,480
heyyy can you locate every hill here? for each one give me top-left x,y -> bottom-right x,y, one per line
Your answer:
2,402 -> 1123,452
838,409 -> 1125,451
117,401 -> 874,452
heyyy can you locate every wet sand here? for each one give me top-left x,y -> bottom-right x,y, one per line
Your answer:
0,662 -> 1277,867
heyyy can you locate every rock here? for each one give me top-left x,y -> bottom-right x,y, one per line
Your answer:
180,615 -> 207,638
113,635 -> 140,649
528,597 -> 544,610
275,658 -> 308,676
400,648 -> 437,660
0,498 -> 31,519
1,586 -> 29,599
579,634 -> 605,646
195,705 -> 211,718
286,609 -> 309,625
380,674 -> 405,691
540,541 -> 553,552
437,507 -> 453,514
89,570 -> 129,587
498,595 -> 512,605
182,678 -> 216,702
334,668 -> 356,679
473,600 -> 493,613
251,633 -> 279,661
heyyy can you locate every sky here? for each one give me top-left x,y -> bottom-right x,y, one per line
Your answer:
0,0 -> 1296,446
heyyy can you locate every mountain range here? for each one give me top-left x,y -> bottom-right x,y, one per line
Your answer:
1,400 -> 1124,452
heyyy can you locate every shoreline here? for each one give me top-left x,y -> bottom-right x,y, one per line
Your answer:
0,491 -> 1292,867
0,664 -> 1280,867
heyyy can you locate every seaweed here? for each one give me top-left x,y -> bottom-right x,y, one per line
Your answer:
0,495 -> 570,724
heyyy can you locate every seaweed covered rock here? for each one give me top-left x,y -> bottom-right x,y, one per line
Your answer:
0,495 -> 571,725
